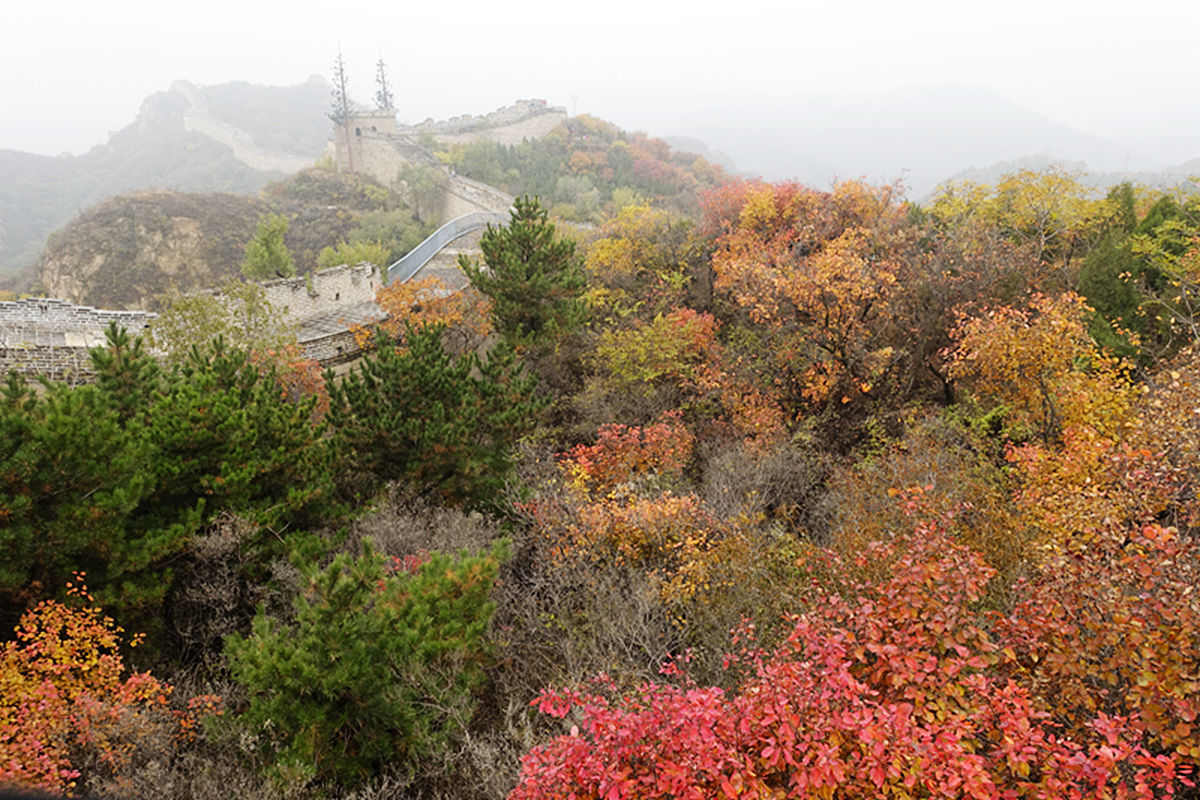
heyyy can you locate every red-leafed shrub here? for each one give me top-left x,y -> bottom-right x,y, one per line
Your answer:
997,523 -> 1200,765
559,413 -> 694,496
510,513 -> 1191,799
0,575 -> 220,795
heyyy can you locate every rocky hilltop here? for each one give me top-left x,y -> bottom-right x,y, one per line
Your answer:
37,191 -> 266,309
36,168 -> 426,310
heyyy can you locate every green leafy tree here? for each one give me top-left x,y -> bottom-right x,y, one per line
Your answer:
146,279 -> 297,364
1078,191 -> 1200,363
316,239 -> 391,272
394,163 -> 447,223
226,542 -> 505,788
345,208 -> 436,263
460,195 -> 586,349
241,213 -> 296,280
326,324 -> 545,509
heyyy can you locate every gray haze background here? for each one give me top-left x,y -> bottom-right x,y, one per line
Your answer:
3,0 -> 1198,192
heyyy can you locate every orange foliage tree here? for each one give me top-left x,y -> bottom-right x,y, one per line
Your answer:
355,275 -> 492,352
250,341 -> 329,419
704,179 -> 911,415
947,292 -> 1135,443
582,203 -> 702,319
1003,343 -> 1200,560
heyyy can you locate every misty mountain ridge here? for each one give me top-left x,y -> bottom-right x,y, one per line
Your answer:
0,78 -> 331,282
637,83 -> 1178,197
5,78 -> 1196,287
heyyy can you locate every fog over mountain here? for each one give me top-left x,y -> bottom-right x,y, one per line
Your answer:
2,0 -> 1197,284
4,72 -> 1197,287
5,0 -> 1196,163
628,84 -> 1170,198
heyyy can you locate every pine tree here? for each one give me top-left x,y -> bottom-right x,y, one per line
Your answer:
89,322 -> 160,424
460,195 -> 586,349
326,324 -> 544,509
226,542 -> 505,787
132,338 -> 334,544
0,375 -> 148,610
241,213 -> 295,280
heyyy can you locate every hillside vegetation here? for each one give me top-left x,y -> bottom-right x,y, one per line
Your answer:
3,145 -> 1200,800
438,114 -> 727,222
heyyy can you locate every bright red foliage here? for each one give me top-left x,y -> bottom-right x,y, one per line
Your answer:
559,413 -> 694,496
997,523 -> 1200,764
510,513 -> 1191,799
0,576 -> 221,794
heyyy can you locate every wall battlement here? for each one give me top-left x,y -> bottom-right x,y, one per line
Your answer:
406,99 -> 567,137
0,298 -> 158,382
0,263 -> 388,381
333,100 -> 566,197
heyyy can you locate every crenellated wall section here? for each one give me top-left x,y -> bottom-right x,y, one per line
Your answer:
0,263 -> 388,381
0,298 -> 157,382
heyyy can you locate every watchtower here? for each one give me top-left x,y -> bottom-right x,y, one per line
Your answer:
334,110 -> 399,175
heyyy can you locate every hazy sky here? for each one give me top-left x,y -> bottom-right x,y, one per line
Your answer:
3,0 -> 1197,164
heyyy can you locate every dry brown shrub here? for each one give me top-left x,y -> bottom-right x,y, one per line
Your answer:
697,436 -> 830,529
166,513 -> 300,677
341,483 -> 505,559
817,412 -> 1029,601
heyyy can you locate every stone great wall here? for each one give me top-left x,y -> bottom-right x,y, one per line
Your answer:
333,101 -> 564,220
0,299 -> 158,383
0,262 -> 386,382
174,79 -> 317,175
0,212 -> 504,382
3,96 -> 559,382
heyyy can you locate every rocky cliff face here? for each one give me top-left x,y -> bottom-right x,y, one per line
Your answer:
37,191 -> 266,309
35,169 -> 415,310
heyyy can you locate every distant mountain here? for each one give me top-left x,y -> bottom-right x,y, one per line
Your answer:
0,78 -> 330,284
631,84 -> 1165,197
930,154 -> 1200,200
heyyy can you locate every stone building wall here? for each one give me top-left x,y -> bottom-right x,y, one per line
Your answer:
0,265 -> 386,381
0,345 -> 96,384
299,328 -> 363,366
0,297 -> 157,381
0,297 -> 156,348
260,262 -> 381,325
